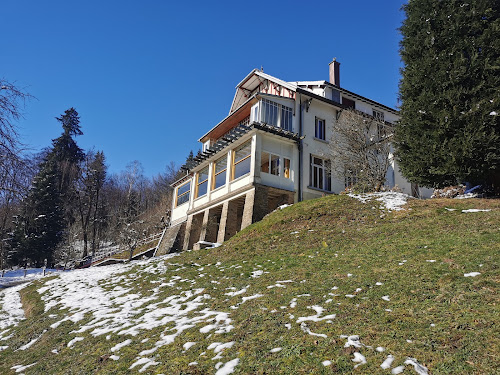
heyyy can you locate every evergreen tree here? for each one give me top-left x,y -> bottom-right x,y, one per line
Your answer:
8,160 -> 64,266
8,108 -> 84,266
396,0 -> 500,189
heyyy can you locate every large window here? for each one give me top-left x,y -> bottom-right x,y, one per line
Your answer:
315,117 -> 326,140
344,168 -> 358,189
176,180 -> 191,206
213,155 -> 227,190
310,155 -> 331,191
373,109 -> 386,139
260,99 -> 293,131
196,167 -> 209,198
281,105 -> 293,131
232,142 -> 251,180
261,152 -> 280,176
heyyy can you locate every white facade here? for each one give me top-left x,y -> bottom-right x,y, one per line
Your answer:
170,65 -> 431,243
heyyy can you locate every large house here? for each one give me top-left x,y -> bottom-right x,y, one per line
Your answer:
156,60 -> 432,255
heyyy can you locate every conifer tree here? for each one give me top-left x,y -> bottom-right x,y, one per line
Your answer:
396,0 -> 500,189
8,108 -> 84,266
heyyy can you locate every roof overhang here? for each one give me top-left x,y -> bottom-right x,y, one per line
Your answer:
229,70 -> 298,114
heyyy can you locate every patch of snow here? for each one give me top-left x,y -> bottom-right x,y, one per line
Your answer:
183,341 -> 196,350
381,354 -> 394,369
67,336 -> 84,348
464,272 -> 481,277
392,365 -> 405,374
489,111 -> 497,115
404,357 -> 429,374
215,358 -> 239,375
382,296 -> 390,301
11,362 -> 37,373
344,335 -> 363,348
224,286 -> 249,297
352,352 -> 367,368
322,360 -> 332,366
0,284 -> 26,331
462,209 -> 491,213
349,192 -> 411,211
270,347 -> 282,353
300,322 -> 327,338
296,305 -> 335,323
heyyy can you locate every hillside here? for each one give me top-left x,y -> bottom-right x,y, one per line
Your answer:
0,194 -> 498,374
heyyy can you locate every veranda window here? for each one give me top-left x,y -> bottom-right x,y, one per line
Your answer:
196,167 -> 209,198
232,142 -> 251,180
176,180 -> 191,206
260,99 -> 293,131
213,155 -> 227,190
284,158 -> 291,178
260,152 -> 280,176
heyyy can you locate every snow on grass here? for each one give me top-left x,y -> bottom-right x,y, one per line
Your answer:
404,357 -> 429,375
462,208 -> 491,213
0,284 -> 26,332
11,362 -> 37,373
67,336 -> 84,348
381,354 -> 395,369
464,272 -> 481,277
296,305 -> 336,323
348,192 -> 411,211
111,339 -> 132,352
352,352 -> 367,368
215,358 -> 239,375
270,347 -> 282,353
300,322 -> 327,338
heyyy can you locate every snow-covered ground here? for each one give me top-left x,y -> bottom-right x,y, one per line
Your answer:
0,268 -> 64,288
348,192 -> 412,211
0,254 -> 439,374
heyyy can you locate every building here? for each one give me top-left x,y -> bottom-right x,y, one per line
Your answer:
155,60 -> 432,255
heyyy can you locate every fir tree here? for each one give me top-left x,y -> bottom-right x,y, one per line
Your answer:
8,108 -> 85,266
396,0 -> 500,189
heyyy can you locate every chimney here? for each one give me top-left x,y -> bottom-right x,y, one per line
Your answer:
329,58 -> 340,87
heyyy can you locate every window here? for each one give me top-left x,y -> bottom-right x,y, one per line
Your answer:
281,105 -> 293,131
213,155 -> 227,190
315,117 -> 326,140
262,99 -> 279,126
232,142 -> 251,180
284,158 -> 291,179
342,97 -> 355,109
310,155 -> 331,191
372,109 -> 384,122
344,168 -> 358,189
196,167 -> 209,198
373,110 -> 386,139
260,99 -> 293,131
260,152 -> 281,176
176,180 -> 191,206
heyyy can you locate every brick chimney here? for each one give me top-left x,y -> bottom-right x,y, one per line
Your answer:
329,58 -> 340,87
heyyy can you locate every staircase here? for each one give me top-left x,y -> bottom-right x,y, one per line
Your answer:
154,222 -> 185,257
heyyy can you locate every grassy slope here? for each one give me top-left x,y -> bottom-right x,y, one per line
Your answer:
0,195 -> 498,374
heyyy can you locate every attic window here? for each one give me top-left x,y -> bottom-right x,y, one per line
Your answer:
342,97 -> 355,109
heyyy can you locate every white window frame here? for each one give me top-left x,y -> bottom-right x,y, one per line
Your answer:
310,155 -> 331,191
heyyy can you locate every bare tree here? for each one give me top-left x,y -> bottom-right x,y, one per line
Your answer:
0,79 -> 33,195
329,108 -> 393,192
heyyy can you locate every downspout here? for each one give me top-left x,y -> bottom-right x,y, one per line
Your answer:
298,94 -> 303,202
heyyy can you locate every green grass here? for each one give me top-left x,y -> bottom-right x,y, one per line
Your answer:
0,195 -> 498,374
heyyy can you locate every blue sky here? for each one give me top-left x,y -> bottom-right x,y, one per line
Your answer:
2,0 -> 407,177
